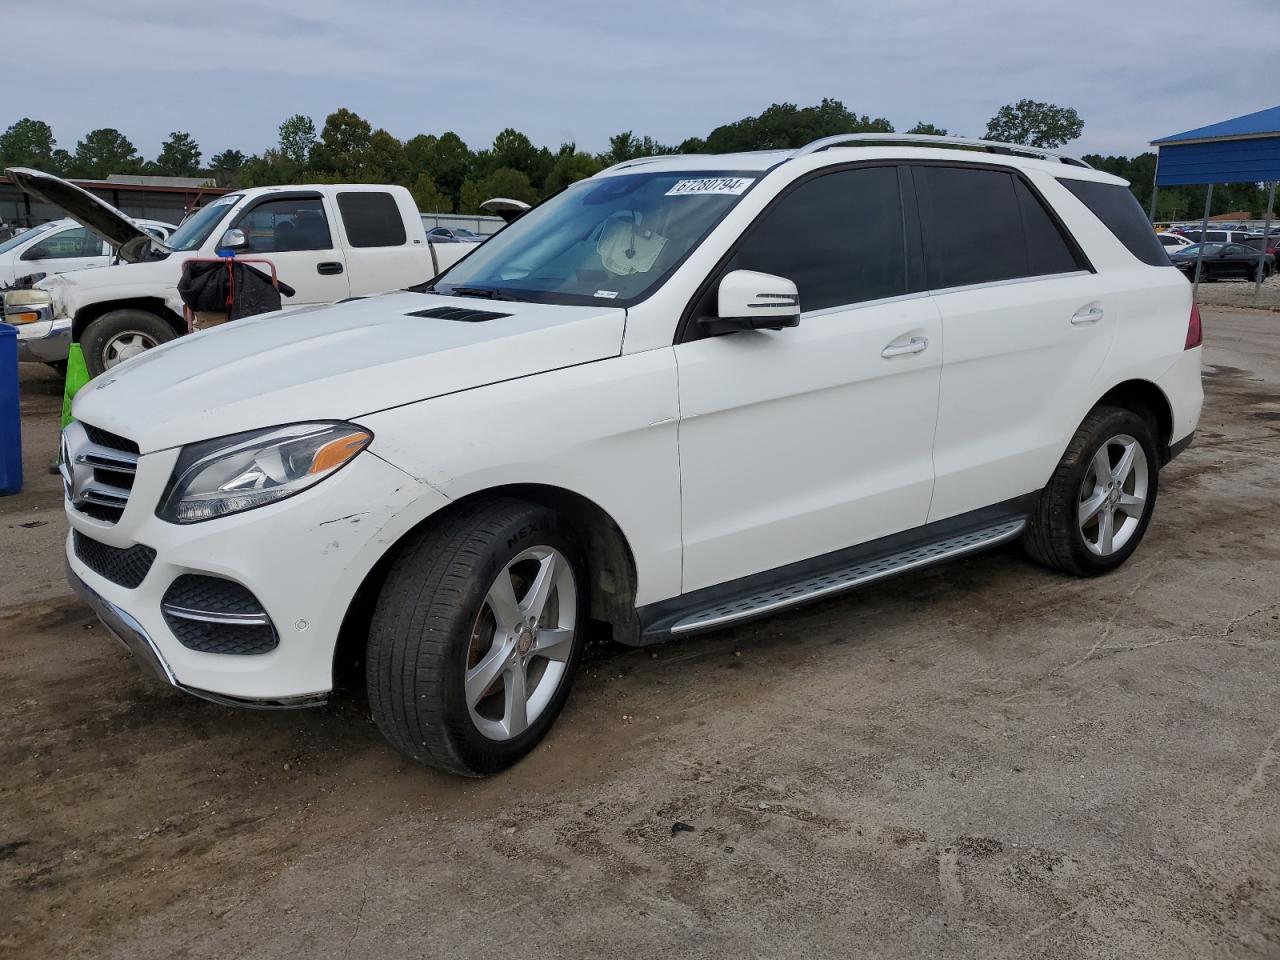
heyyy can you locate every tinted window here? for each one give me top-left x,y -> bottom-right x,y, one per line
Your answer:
728,166 -> 906,312
337,191 -> 407,248
24,226 -> 103,260
236,196 -> 332,253
1059,178 -> 1171,267
1014,177 -> 1087,276
917,166 -> 1031,288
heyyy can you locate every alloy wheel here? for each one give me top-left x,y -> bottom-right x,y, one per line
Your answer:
1078,433 -> 1149,556
465,546 -> 578,741
103,331 -> 159,368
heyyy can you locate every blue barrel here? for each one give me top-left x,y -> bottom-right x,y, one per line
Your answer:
0,323 -> 21,496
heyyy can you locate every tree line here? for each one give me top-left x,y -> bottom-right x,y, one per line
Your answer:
4,98 -> 1269,219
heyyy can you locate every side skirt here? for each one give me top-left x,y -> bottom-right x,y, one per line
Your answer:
634,493 -> 1039,643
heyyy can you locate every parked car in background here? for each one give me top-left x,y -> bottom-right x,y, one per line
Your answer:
1244,235 -> 1280,259
1168,242 -> 1274,280
0,216 -> 176,288
425,225 -> 485,243
5,168 -> 477,375
62,134 -> 1202,776
1158,232 -> 1193,253
1181,229 -> 1254,245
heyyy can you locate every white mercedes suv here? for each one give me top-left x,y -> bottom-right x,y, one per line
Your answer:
62,134 -> 1202,776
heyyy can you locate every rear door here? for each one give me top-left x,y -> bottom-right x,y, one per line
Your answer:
916,163 -> 1111,523
675,165 -> 943,591
333,188 -> 434,294
228,192 -> 350,304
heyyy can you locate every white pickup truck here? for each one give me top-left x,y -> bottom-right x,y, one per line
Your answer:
5,169 -> 476,375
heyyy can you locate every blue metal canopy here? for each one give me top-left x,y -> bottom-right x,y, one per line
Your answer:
1151,105 -> 1280,186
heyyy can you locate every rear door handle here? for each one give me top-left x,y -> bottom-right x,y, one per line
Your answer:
317,261 -> 344,275
881,336 -> 929,359
1071,304 -> 1104,325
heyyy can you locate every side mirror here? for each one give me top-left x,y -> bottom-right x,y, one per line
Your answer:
217,228 -> 248,254
21,245 -> 51,261
700,270 -> 800,335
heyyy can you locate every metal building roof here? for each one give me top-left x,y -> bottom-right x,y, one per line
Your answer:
1152,105 -> 1280,145
1151,104 -> 1280,186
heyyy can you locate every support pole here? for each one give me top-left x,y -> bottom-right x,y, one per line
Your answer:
1192,184 -> 1213,302
1255,181 -> 1275,304
1148,151 -> 1161,224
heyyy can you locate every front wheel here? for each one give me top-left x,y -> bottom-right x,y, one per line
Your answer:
366,499 -> 588,776
80,309 -> 177,378
1023,406 -> 1160,577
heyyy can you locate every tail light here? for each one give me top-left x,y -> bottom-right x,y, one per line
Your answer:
1185,303 -> 1202,350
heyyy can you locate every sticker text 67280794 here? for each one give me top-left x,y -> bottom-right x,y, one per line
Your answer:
665,177 -> 755,197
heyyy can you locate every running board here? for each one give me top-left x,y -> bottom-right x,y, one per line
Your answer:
669,519 -> 1026,636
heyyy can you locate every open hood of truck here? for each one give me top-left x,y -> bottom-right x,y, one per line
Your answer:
4,167 -> 168,262
71,292 -> 627,453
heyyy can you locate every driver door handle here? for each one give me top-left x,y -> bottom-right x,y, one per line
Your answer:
1071,304 -> 1105,325
317,261 -> 344,275
881,336 -> 929,359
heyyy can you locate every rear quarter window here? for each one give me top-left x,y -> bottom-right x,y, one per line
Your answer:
1058,179 -> 1171,267
337,191 -> 408,248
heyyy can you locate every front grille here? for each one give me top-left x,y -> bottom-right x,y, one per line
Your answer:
161,575 -> 279,656
82,423 -> 140,455
405,305 -> 511,322
65,421 -> 139,525
73,531 -> 156,588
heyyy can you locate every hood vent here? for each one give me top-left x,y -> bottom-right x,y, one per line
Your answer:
406,305 -> 512,323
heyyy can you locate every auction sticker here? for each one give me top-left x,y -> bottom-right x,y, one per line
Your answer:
665,177 -> 754,196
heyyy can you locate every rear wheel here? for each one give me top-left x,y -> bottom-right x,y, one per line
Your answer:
81,309 -> 176,378
366,499 -> 587,776
1024,406 -> 1160,577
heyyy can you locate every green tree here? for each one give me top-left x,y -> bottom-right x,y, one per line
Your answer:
311,108 -> 373,176
71,128 -> 142,178
151,131 -> 201,176
985,100 -> 1083,148
544,145 -> 602,194
209,149 -> 247,187
458,167 -> 537,213
410,172 -> 452,212
704,99 -> 892,152
407,131 -> 473,207
360,129 -> 410,183
599,131 -> 673,166
906,121 -> 949,136
0,118 -> 61,171
278,114 -> 317,167
491,128 -> 539,175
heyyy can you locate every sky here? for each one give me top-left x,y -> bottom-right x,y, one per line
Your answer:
7,0 -> 1280,163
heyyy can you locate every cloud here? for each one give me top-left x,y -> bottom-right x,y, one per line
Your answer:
7,0 -> 1279,160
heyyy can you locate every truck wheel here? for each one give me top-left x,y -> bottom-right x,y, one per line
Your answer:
1023,406 -> 1160,577
81,309 -> 176,377
367,498 -> 588,776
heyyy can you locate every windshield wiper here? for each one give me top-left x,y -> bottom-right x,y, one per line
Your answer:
449,285 -> 521,302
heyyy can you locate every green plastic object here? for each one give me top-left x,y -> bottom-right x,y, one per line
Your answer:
60,343 -> 90,430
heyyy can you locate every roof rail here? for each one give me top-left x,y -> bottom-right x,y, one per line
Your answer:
791,133 -> 1093,169
596,154 -> 687,176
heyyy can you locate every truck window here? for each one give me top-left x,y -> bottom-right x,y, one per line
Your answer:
237,197 -> 333,253
728,166 -> 907,312
24,226 -> 102,259
337,192 -> 407,248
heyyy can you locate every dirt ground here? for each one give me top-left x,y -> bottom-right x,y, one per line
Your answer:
1196,273 -> 1280,312
2,308 -> 1278,960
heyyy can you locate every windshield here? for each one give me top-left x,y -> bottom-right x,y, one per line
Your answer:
432,170 -> 758,305
167,195 -> 240,252
0,222 -> 56,255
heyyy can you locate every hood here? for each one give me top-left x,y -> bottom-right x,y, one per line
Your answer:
5,167 -> 167,262
72,292 -> 626,453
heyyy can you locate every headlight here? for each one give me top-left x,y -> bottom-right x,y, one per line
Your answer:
157,421 -> 372,524
3,289 -> 54,325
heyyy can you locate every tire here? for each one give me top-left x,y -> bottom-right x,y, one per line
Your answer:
367,498 -> 588,776
81,309 -> 177,378
1023,405 -> 1160,577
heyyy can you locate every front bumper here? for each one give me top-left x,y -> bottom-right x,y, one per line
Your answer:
16,317 -> 72,363
66,443 -> 447,703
